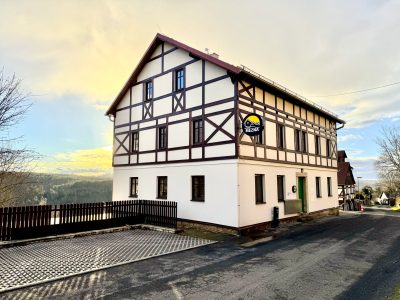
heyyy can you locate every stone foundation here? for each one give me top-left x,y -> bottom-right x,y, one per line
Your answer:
178,207 -> 339,236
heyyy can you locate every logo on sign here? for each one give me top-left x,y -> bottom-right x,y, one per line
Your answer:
242,113 -> 264,136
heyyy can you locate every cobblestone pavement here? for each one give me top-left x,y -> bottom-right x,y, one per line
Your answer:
0,229 -> 215,293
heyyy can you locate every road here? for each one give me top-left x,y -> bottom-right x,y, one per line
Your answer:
1,210 -> 400,300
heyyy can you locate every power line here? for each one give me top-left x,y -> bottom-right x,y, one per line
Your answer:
310,80 -> 400,97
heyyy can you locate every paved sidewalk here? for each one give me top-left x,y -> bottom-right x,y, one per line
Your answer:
0,229 -> 215,293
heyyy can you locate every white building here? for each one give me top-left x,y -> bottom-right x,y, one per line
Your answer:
106,34 -> 345,233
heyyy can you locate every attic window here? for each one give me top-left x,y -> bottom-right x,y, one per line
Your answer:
175,68 -> 185,91
145,80 -> 153,100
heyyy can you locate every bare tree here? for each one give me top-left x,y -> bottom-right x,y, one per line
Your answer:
0,70 -> 37,206
375,126 -> 400,198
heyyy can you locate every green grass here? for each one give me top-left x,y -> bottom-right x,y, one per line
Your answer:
392,283 -> 400,300
180,228 -> 231,241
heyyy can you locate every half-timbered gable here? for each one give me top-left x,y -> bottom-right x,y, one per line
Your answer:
109,36 -> 238,167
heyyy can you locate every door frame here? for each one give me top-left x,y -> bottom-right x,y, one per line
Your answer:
296,173 -> 308,213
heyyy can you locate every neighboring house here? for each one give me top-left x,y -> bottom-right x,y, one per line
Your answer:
377,192 -> 389,205
337,150 -> 356,210
106,34 -> 345,233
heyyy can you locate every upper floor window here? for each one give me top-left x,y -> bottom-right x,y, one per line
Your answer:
277,124 -> 285,149
277,175 -> 285,202
192,119 -> 203,145
326,139 -> 331,157
131,131 -> 139,153
192,176 -> 205,202
175,68 -> 185,91
157,176 -> 168,199
315,136 -> 321,155
130,177 -> 138,197
158,126 -> 167,149
295,129 -> 301,151
145,80 -> 153,100
316,177 -> 321,198
255,174 -> 265,204
302,131 -> 308,153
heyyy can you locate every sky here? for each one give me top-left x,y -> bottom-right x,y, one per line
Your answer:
1,0 -> 400,180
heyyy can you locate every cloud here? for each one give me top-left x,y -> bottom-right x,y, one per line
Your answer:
34,146 -> 112,177
338,134 -> 363,142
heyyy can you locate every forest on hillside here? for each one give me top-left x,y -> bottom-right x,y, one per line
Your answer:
9,173 -> 112,207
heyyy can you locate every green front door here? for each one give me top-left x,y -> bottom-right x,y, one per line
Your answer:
298,177 -> 305,212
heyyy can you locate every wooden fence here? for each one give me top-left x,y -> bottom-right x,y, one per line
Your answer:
0,200 -> 177,241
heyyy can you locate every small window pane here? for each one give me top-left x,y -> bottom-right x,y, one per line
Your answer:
130,177 -> 138,197
327,177 -> 332,196
278,124 -> 285,148
192,176 -> 205,201
316,177 -> 321,198
146,81 -> 153,100
157,176 -> 167,199
302,131 -> 308,153
176,69 -> 185,90
158,127 -> 167,149
192,119 -> 203,145
131,132 -> 139,153
277,175 -> 285,201
315,136 -> 321,155
295,129 -> 301,151
255,174 -> 264,204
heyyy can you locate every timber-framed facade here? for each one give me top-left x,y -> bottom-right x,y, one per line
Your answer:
107,34 -> 345,231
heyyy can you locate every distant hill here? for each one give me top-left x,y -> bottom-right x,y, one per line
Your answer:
11,173 -> 112,207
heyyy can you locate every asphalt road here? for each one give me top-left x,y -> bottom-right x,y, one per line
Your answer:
2,210 -> 400,300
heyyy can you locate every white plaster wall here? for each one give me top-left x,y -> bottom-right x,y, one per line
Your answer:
204,61 -> 226,81
117,90 -> 130,109
153,96 -> 172,117
131,84 -> 142,105
169,122 -> 189,148
164,48 -> 193,71
137,58 -> 162,81
186,60 -> 202,87
139,128 -> 155,151
153,73 -> 171,98
205,78 -> 234,103
112,160 -> 239,227
237,159 -> 338,227
115,109 -> 130,126
185,87 -> 202,108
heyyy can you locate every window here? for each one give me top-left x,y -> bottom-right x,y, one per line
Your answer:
131,132 -> 139,153
158,126 -> 167,149
192,176 -> 205,201
295,129 -> 301,151
327,177 -> 332,197
316,177 -> 321,198
315,135 -> 321,155
277,124 -> 285,148
145,80 -> 153,100
277,175 -> 285,202
255,133 -> 263,144
157,176 -> 168,199
130,177 -> 138,197
326,139 -> 331,157
255,174 -> 265,204
175,68 -> 185,91
302,131 -> 308,153
192,119 -> 203,145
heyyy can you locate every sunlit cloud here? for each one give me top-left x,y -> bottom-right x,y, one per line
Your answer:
34,147 -> 112,177
338,134 -> 363,142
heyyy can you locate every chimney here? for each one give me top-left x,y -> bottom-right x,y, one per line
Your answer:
210,52 -> 219,59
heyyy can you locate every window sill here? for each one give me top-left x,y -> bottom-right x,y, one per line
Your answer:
157,197 -> 167,200
191,199 -> 204,202
129,195 -> 138,198
256,202 -> 266,205
278,199 -> 285,202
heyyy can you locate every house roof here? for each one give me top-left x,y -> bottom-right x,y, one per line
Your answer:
338,161 -> 356,186
106,33 -> 345,124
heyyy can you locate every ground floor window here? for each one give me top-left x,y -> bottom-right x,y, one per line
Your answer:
157,176 -> 168,199
327,177 -> 332,197
316,177 -> 321,198
192,176 -> 205,201
277,175 -> 285,202
255,174 -> 265,204
130,177 -> 138,197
